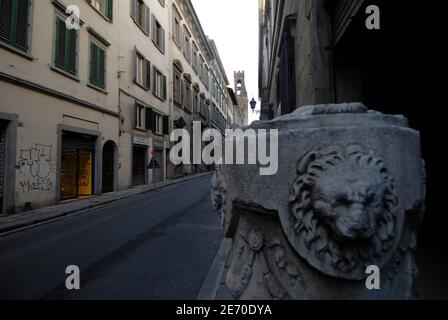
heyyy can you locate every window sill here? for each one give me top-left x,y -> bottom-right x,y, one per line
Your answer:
134,80 -> 149,92
87,83 -> 108,94
153,93 -> 166,102
50,65 -> 80,82
0,41 -> 33,60
135,127 -> 147,133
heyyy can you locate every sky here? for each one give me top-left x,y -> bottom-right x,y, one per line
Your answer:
191,0 -> 261,124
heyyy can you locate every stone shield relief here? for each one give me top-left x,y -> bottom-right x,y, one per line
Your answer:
287,145 -> 404,280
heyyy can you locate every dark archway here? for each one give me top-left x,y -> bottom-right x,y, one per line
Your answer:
102,141 -> 117,194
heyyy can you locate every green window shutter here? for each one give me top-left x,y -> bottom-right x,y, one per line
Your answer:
145,108 -> 153,131
90,42 -> 106,88
66,28 -> 77,75
0,0 -> 13,43
54,17 -> 66,69
152,111 -> 157,132
144,5 -> 150,35
89,42 -> 97,83
162,116 -> 169,135
0,0 -> 30,51
98,47 -> 105,88
162,75 -> 167,100
145,59 -> 151,89
130,0 -> 136,20
14,0 -> 29,50
106,0 -> 113,20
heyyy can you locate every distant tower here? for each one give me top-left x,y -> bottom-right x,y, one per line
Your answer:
234,71 -> 249,126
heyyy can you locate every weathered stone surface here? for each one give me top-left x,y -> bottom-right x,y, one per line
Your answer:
211,103 -> 425,300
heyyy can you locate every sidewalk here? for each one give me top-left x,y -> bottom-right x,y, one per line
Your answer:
0,172 -> 213,235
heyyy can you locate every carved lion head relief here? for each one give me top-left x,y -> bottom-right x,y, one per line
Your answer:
289,145 -> 400,279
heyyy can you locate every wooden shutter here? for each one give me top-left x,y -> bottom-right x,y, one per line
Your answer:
134,104 -> 140,128
145,59 -> 151,89
67,28 -> 77,75
14,0 -> 29,50
162,75 -> 167,100
0,0 -> 13,42
163,116 -> 169,135
98,47 -> 105,87
134,47 -> 138,83
144,5 -> 150,35
151,13 -> 156,42
145,108 -> 153,131
54,17 -> 66,69
106,0 -> 113,21
153,68 -> 157,95
179,28 -> 184,51
90,42 -> 98,83
130,0 -> 137,20
161,28 -> 165,53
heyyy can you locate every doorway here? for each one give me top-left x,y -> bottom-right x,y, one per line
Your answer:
152,148 -> 164,183
102,141 -> 116,193
132,145 -> 147,186
60,131 -> 96,201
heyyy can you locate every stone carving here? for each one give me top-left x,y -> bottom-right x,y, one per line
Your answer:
225,223 -> 306,300
211,165 -> 226,224
288,145 -> 400,280
210,103 -> 425,300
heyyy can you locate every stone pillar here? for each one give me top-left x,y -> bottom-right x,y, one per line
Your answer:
211,103 -> 425,300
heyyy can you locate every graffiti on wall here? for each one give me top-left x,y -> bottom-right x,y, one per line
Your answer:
18,144 -> 56,193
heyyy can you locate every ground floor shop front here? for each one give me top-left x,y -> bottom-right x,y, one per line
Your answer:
0,80 -> 120,213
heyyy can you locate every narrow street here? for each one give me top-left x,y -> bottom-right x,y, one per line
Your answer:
0,175 -> 222,300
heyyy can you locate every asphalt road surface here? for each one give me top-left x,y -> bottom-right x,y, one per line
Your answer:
0,174 -> 223,300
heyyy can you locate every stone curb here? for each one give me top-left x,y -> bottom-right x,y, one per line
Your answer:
197,238 -> 232,300
0,172 -> 213,235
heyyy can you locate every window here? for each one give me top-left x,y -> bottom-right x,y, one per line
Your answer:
199,95 -> 206,118
89,40 -> 106,89
192,42 -> 199,74
153,66 -> 167,100
151,14 -> 165,53
54,15 -> 78,76
145,108 -> 168,135
182,79 -> 192,113
89,0 -> 113,20
172,5 -> 181,48
193,86 -> 200,113
204,66 -> 209,89
0,0 -> 31,52
131,0 -> 150,35
199,55 -> 205,82
135,104 -> 145,129
183,26 -> 191,62
135,49 -> 151,89
173,60 -> 183,105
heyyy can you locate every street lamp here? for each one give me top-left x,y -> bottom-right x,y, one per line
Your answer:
250,98 -> 257,113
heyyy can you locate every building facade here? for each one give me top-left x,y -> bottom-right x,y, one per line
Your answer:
0,0 -> 120,213
258,0 -> 407,120
169,0 -> 229,176
118,0 -> 170,187
0,0 -> 229,213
